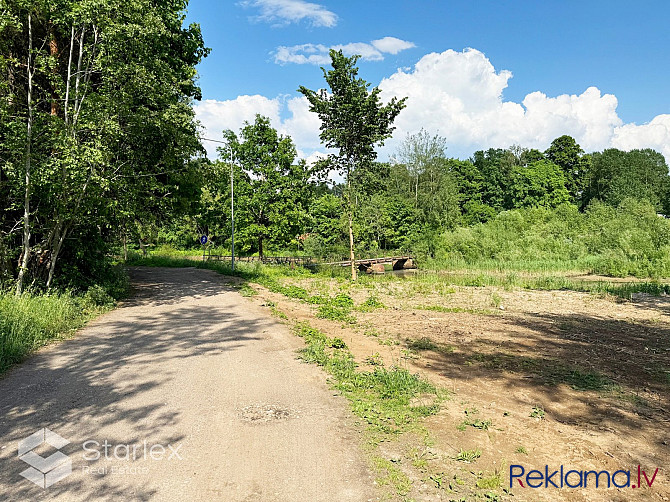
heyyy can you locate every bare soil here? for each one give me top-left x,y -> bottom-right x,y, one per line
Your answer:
252,276 -> 670,501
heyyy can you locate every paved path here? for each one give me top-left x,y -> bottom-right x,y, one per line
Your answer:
0,267 -> 375,501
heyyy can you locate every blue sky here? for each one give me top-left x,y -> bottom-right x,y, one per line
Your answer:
186,0 -> 670,161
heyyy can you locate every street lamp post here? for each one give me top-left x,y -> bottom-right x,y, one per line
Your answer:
229,145 -> 235,272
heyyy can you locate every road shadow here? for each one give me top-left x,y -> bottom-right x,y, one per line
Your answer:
0,267 -> 265,500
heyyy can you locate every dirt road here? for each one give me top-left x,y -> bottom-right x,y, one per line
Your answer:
0,267 -> 375,501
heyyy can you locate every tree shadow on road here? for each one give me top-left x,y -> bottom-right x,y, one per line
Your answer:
0,267 -> 267,500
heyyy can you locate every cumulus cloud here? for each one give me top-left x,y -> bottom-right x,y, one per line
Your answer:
274,36 -> 415,65
611,114 -> 670,161
194,95 -> 326,161
195,48 -> 669,164
376,48 -> 668,161
194,96 -> 282,157
239,0 -> 337,27
273,44 -> 331,65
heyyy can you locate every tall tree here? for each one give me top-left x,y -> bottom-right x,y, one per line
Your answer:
299,49 -> 406,280
392,131 -> 460,230
471,148 -> 517,211
582,148 -> 669,210
509,160 -> 570,208
545,135 -> 588,203
396,129 -> 447,208
0,0 -> 208,290
220,115 -> 312,258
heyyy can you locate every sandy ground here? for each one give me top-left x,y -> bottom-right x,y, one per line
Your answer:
0,267 -> 376,501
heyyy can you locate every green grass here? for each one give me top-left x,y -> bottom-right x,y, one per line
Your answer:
130,250 -> 670,301
238,283 -> 257,297
530,406 -> 545,419
372,456 -> 412,497
421,200 -> 670,279
0,290 -> 115,374
407,337 -> 439,351
294,322 -> 445,436
357,295 -> 385,312
456,448 -> 481,463
476,470 -> 502,490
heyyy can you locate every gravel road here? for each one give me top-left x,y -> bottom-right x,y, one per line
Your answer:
0,267 -> 375,501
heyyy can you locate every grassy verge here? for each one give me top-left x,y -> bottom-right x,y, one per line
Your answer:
129,251 -> 670,301
294,322 -> 447,498
0,286 -> 119,374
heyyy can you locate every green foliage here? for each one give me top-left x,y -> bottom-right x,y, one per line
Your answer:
476,471 -> 502,490
218,115 -> 313,257
358,295 -> 384,311
509,160 -> 570,208
82,285 -> 115,308
1,0 -> 209,289
299,49 -> 406,278
407,337 -> 438,351
430,199 -> 670,278
545,135 -> 589,202
456,448 -> 481,463
391,130 -> 461,231
296,322 -> 443,434
316,304 -> 356,323
583,148 -> 669,211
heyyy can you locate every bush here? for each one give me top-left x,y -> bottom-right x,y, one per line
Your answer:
427,199 -> 670,278
82,285 -> 115,308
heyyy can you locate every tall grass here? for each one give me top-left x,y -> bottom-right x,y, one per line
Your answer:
0,290 -> 114,373
422,199 -> 670,278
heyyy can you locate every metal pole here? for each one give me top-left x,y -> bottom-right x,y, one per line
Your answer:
230,146 -> 235,272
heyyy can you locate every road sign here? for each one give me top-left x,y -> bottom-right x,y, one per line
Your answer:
200,235 -> 208,245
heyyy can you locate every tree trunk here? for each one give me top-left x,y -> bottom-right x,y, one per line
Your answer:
16,14 -> 33,295
46,225 -> 67,289
49,22 -> 58,116
258,236 -> 263,259
348,208 -> 356,281
346,163 -> 356,281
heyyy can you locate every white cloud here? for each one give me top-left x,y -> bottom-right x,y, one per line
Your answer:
194,96 -> 282,157
194,95 -> 326,161
376,48 -> 668,162
611,114 -> 670,161
280,96 -> 323,150
274,37 -> 415,65
240,0 -> 337,27
195,48 -> 669,165
332,42 -> 383,61
274,44 -> 331,65
371,37 -> 416,55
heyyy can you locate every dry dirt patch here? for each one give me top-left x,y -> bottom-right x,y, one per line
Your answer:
251,276 -> 670,501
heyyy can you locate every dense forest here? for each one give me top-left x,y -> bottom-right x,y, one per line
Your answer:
2,2 -> 670,295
